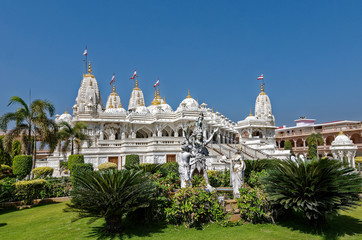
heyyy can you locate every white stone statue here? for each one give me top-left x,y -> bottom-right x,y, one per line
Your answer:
179,142 -> 192,188
221,151 -> 246,198
180,113 -> 219,191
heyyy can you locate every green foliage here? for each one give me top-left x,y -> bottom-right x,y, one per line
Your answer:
14,179 -> 46,204
248,170 -> 269,188
125,154 -> 140,169
207,169 -> 231,187
65,169 -> 156,233
236,184 -> 273,223
0,177 -> 16,203
0,164 -> 13,179
32,167 -> 54,178
128,163 -> 162,174
0,136 -> 12,166
306,133 -> 324,159
264,158 -> 362,226
98,162 -> 117,171
12,155 -> 32,179
71,163 -> 94,188
40,177 -> 71,198
244,159 -> 280,181
68,154 -> 84,172
165,187 -> 226,228
58,121 -> 91,155
284,140 -> 293,155
160,162 -> 179,176
11,139 -> 22,158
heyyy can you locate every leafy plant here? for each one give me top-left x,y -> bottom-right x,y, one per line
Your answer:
306,133 -> 324,159
58,122 -> 91,155
98,162 -> 117,171
13,155 -> 32,179
32,167 -> 54,178
0,177 -> 17,203
0,164 -> 13,179
248,170 -> 268,188
207,169 -> 230,187
236,184 -> 273,223
125,155 -> 140,169
65,169 -> 156,233
14,179 -> 46,204
68,155 -> 84,172
284,140 -> 293,155
128,163 -> 162,174
160,162 -> 179,176
71,163 -> 93,188
165,187 -> 225,228
0,136 -> 12,166
40,177 -> 71,198
264,158 -> 362,226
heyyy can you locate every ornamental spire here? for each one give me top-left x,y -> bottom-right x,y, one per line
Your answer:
88,61 -> 92,74
187,90 -> 192,98
249,108 -> 253,116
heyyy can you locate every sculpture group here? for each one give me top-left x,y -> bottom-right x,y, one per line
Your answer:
179,113 -> 246,197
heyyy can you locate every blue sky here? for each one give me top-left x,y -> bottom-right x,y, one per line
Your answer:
0,0 -> 361,126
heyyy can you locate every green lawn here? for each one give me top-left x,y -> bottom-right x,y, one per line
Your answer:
0,202 -> 361,240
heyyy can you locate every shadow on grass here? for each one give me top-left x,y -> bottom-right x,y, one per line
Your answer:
277,214 -> 362,240
86,221 -> 168,240
0,223 -> 7,227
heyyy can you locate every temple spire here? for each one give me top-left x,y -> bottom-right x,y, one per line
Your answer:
249,108 -> 253,116
186,90 -> 192,98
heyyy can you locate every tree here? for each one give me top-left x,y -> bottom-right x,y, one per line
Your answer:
306,133 -> 324,159
284,140 -> 293,155
58,121 -> 91,155
0,136 -> 11,166
0,96 -> 58,172
65,169 -> 156,233
264,158 -> 361,226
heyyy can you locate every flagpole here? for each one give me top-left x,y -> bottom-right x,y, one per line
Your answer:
83,60 -> 86,74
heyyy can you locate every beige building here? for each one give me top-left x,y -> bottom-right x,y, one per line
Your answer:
276,118 -> 362,157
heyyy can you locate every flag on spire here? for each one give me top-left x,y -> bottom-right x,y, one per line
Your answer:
257,74 -> 263,80
110,73 -> 115,85
154,79 -> 160,87
83,46 -> 87,56
130,70 -> 137,79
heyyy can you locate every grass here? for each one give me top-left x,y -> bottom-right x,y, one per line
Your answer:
0,202 -> 361,240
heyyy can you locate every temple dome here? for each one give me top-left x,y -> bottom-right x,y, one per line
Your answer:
128,80 -> 146,111
177,90 -> 199,111
255,84 -> 274,123
148,89 -> 173,113
332,132 -> 354,146
134,105 -> 150,114
55,109 -> 72,124
105,85 -> 126,113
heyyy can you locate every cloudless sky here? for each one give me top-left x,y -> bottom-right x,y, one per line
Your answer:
0,0 -> 361,127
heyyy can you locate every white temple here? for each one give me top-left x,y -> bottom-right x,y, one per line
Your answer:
330,132 -> 357,168
40,62 -> 289,175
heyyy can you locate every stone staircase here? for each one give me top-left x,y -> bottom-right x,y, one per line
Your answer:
224,199 -> 241,222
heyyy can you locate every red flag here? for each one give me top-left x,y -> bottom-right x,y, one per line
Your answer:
257,74 -> 263,80
110,73 -> 115,85
83,46 -> 87,56
130,70 -> 137,79
154,79 -> 160,87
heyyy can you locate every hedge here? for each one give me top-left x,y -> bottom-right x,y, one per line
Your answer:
13,155 -> 32,179
71,163 -> 94,188
68,155 -> 84,172
0,164 -> 13,179
32,167 -> 54,178
125,155 -> 140,169
14,179 -> 46,205
98,162 -> 117,171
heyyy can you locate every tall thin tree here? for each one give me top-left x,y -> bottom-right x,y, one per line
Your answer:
58,121 -> 91,155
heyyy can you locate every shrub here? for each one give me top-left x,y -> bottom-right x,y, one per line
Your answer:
165,187 -> 225,228
11,139 -> 22,158
0,164 -> 13,179
264,158 -> 362,226
98,162 -> 117,171
236,184 -> 273,223
32,167 -> 54,178
248,170 -> 268,188
0,177 -> 17,203
65,169 -> 156,233
13,155 -> 32,179
207,169 -> 230,187
68,155 -> 84,172
0,136 -> 12,166
14,179 -> 46,204
160,162 -> 179,176
128,163 -> 162,174
40,177 -> 71,198
71,163 -> 94,188
125,155 -> 139,169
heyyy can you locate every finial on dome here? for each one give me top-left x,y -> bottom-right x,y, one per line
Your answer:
212,107 -> 214,113
163,96 -> 167,104
260,83 -> 266,95
197,98 -> 199,103
249,108 -> 253,116
112,85 -> 116,92
187,90 -> 192,98
338,131 -> 344,135
65,106 -> 68,114
88,61 -> 92,74
134,79 -> 139,89
156,88 -> 161,99
151,89 -> 161,105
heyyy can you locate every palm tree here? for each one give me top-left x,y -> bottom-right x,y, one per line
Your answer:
58,121 -> 91,155
306,133 -> 324,159
0,96 -> 57,171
